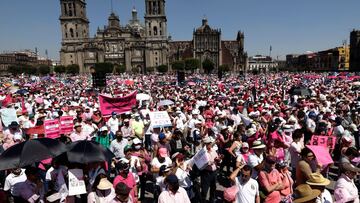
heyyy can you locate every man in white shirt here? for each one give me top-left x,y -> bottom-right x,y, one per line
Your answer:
229,165 -> 260,203
306,173 -> 333,203
247,140 -> 266,179
107,112 -> 119,135
158,174 -> 191,203
3,168 -> 27,198
110,131 -> 129,159
334,164 -> 360,203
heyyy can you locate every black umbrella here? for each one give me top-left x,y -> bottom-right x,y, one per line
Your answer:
289,86 -> 311,96
67,140 -> 114,164
0,138 -> 67,170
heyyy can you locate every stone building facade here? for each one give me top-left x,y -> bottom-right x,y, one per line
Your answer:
169,19 -> 247,72
350,30 -> 360,71
59,0 -> 168,73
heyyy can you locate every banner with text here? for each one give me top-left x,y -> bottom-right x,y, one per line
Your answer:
44,119 -> 60,139
99,91 -> 137,115
310,135 -> 336,150
149,111 -> 172,128
60,116 -> 74,134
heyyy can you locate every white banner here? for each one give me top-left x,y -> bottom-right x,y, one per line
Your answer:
149,111 -> 172,128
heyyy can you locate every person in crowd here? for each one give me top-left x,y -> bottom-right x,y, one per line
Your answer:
334,163 -> 360,203
229,164 -> 260,203
113,159 -> 138,203
121,119 -> 133,140
94,126 -> 111,149
296,147 -> 321,186
110,131 -> 129,159
14,167 -> 45,203
248,140 -> 266,178
88,176 -> 116,203
306,173 -> 333,203
113,182 -> 133,203
293,184 -> 321,203
107,112 -> 119,135
158,174 -> 191,203
276,161 -> 293,203
289,129 -> 304,176
3,168 -> 27,202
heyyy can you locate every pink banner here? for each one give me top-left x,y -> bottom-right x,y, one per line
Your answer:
310,135 -> 336,149
60,116 -> 74,135
44,120 -> 60,139
99,91 -> 137,115
306,145 -> 334,167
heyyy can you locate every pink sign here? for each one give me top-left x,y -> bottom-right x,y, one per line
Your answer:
310,135 -> 336,150
306,145 -> 334,167
60,116 -> 74,135
44,120 -> 60,139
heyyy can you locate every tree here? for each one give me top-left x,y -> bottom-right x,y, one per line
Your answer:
202,59 -> 215,74
157,65 -> 168,73
171,60 -> 185,71
54,65 -> 66,74
184,58 -> 200,71
131,67 -> 140,74
7,65 -> 23,75
219,64 -> 231,72
66,64 -> 80,74
37,65 -> 50,75
94,63 -> 114,74
23,66 -> 37,75
146,66 -> 155,73
114,65 -> 126,74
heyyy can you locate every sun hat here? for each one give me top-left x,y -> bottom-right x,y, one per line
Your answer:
251,140 -> 266,149
349,123 -> 358,132
306,173 -> 330,186
97,178 -> 113,190
293,184 -> 321,203
203,136 -> 215,144
158,147 -> 168,158
245,128 -> 257,137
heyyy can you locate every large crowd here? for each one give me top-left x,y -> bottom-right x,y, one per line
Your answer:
0,72 -> 359,203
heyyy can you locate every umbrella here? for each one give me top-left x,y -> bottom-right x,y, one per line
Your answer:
136,93 -> 151,101
67,140 -> 114,164
289,87 -> 311,96
188,82 -> 196,86
0,138 -> 67,170
158,99 -> 174,106
16,89 -> 28,95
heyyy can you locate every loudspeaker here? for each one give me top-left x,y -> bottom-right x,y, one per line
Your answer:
92,73 -> 106,88
177,71 -> 185,84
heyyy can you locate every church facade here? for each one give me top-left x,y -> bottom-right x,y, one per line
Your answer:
59,0 -> 247,73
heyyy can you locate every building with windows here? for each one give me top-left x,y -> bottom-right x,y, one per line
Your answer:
350,30 -> 360,71
248,55 -> 278,72
169,19 -> 247,73
59,0 -> 168,73
0,50 -> 51,71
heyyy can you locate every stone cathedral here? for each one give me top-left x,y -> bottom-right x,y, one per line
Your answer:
59,0 -> 247,73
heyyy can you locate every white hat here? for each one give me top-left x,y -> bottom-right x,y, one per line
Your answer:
194,120 -> 202,125
245,128 -> 257,137
203,136 -> 215,144
133,138 -> 142,145
349,123 -> 358,132
100,126 -> 108,132
192,109 -> 200,115
251,140 -> 266,149
97,178 -> 113,190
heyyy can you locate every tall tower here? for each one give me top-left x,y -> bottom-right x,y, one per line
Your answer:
145,0 -> 167,39
59,0 -> 89,72
144,0 -> 168,70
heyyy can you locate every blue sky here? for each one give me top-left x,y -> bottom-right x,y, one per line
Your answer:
0,0 -> 359,60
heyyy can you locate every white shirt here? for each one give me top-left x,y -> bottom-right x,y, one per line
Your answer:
334,174 -> 359,203
235,176 -> 259,203
3,169 -> 27,196
107,117 -> 119,134
289,141 -> 303,169
109,139 -> 128,158
175,162 -> 192,188
150,157 -> 172,178
315,189 -> 333,203
248,153 -> 264,178
158,187 -> 191,203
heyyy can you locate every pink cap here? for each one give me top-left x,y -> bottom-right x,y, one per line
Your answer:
158,148 -> 168,158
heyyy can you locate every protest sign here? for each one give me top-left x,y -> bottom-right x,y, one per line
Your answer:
192,148 -> 210,170
306,145 -> 334,167
60,116 -> 74,134
99,91 -> 137,115
149,111 -> 172,128
44,120 -> 60,139
0,108 -> 18,127
68,169 -> 86,196
310,135 -> 336,149
26,125 -> 45,137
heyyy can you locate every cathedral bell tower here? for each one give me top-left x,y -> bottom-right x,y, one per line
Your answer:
145,0 -> 167,39
59,0 -> 90,72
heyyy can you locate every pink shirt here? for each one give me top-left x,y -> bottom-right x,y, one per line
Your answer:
113,173 -> 137,203
69,132 -> 89,142
158,187 -> 191,203
258,169 -> 282,203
